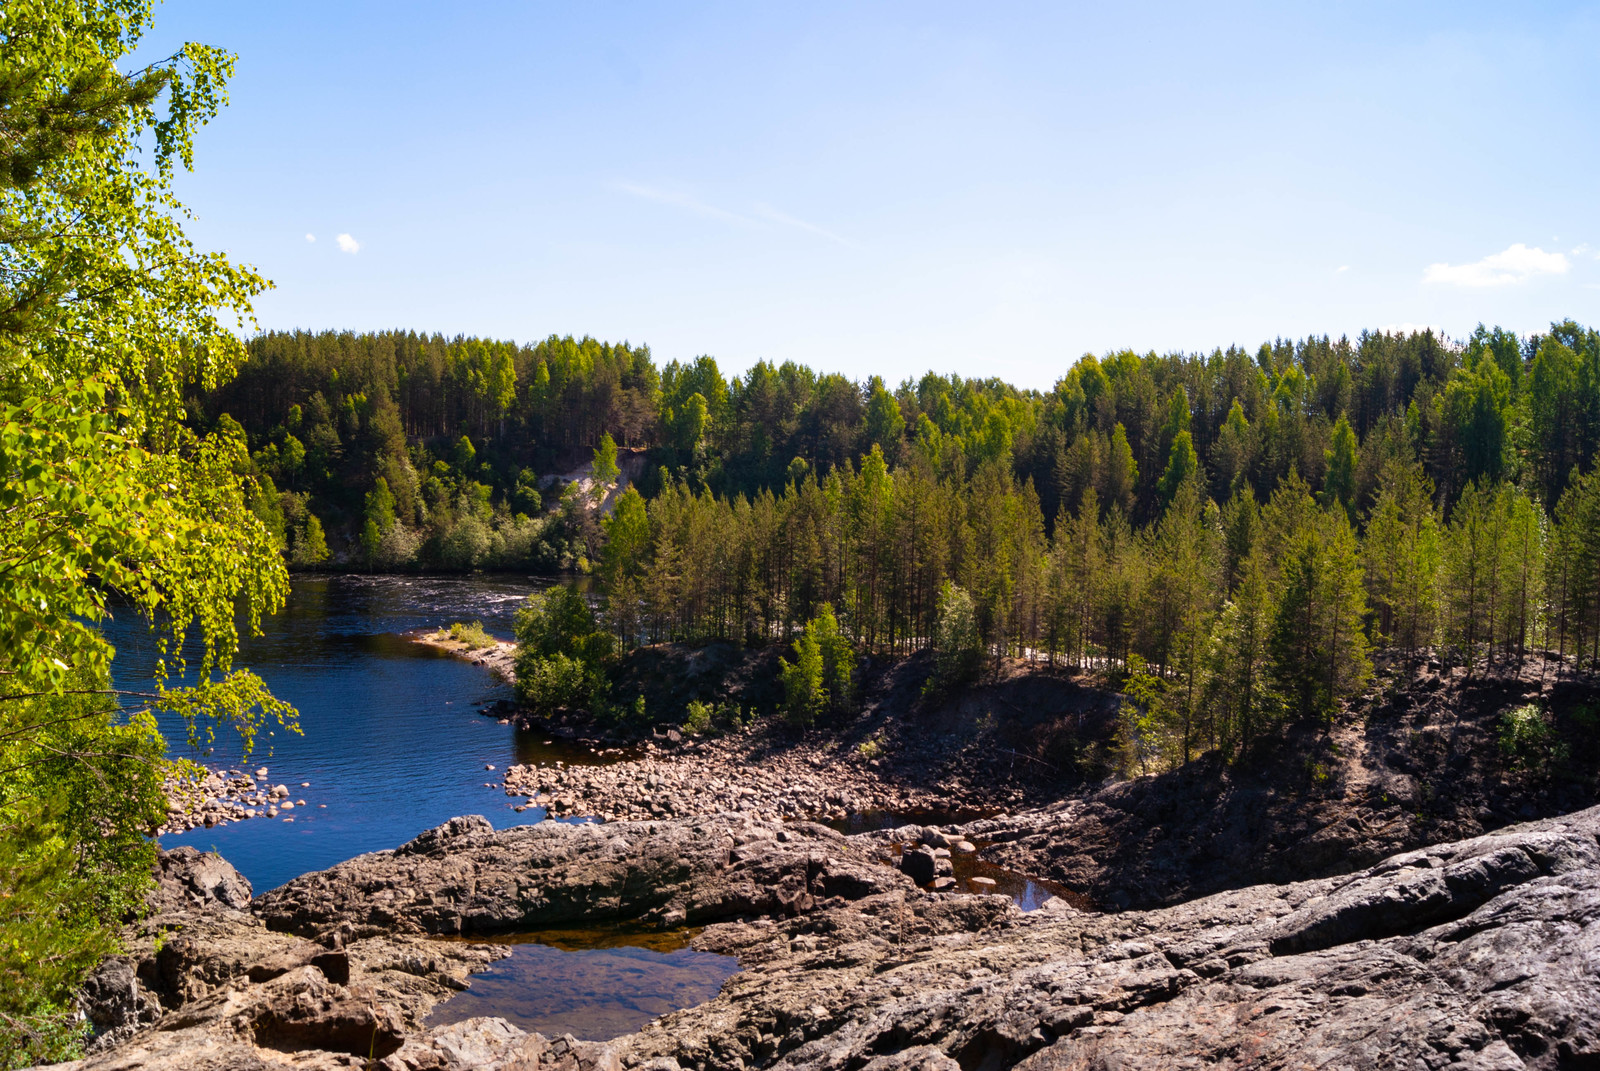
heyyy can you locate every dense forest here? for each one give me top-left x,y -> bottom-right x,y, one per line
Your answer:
206,322 -> 1600,771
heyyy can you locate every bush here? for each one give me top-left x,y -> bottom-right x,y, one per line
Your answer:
681,699 -> 751,736
446,621 -> 496,650
439,514 -> 493,570
516,652 -> 598,715
1,679 -> 166,1066
682,700 -> 713,735
512,587 -> 615,716
1499,704 -> 1557,769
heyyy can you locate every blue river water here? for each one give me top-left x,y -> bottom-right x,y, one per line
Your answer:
106,574 -> 590,894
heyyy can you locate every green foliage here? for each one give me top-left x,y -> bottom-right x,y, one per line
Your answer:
1269,506 -> 1370,720
445,620 -> 496,650
927,581 -> 982,695
593,432 -> 620,489
1118,654 -> 1185,775
290,512 -> 330,567
1497,704 -> 1556,769
1322,414 -> 1357,520
0,679 -> 167,1068
0,2 -> 295,1059
681,700 -> 713,735
512,587 -> 614,715
779,605 -> 855,726
1156,429 -> 1199,512
361,476 -> 398,564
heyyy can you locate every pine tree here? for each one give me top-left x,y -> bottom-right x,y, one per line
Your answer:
1323,414 -> 1358,521
1103,423 -> 1139,518
1363,459 -> 1440,662
1270,510 -> 1370,719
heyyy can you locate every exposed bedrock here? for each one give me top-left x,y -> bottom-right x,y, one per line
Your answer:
58,806 -> 1600,1070
253,812 -> 909,941
626,808 -> 1600,1070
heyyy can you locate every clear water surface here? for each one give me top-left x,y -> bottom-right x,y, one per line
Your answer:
423,927 -> 739,1041
106,574 -> 589,894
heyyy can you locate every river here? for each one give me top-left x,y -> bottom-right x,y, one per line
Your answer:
108,574 -> 585,894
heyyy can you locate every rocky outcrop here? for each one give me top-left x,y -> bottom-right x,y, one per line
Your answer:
69,846 -> 510,1064
254,813 -> 909,941
616,807 -> 1600,1070
61,807 -> 1600,1070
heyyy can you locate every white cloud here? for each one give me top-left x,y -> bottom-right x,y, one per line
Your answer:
1335,265 -> 1350,273
305,233 -> 316,243
1422,243 -> 1568,287
336,233 -> 360,254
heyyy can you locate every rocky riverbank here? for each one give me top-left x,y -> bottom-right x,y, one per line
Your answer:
157,765 -> 315,835
502,731 -> 1004,825
60,805 -> 1600,1070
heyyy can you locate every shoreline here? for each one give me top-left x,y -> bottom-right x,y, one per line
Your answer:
410,628 -> 518,682
158,764 -> 314,835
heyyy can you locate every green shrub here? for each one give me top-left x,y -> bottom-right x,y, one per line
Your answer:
446,620 -> 496,650
680,700 -> 752,736
682,700 -> 713,735
1,679 -> 166,1067
512,587 -> 615,716
515,652 -> 598,715
1498,704 -> 1555,768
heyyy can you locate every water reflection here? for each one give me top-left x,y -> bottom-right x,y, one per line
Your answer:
104,575 -> 589,893
424,927 -> 737,1041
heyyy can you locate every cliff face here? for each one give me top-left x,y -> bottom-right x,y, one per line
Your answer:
58,807 -> 1600,1071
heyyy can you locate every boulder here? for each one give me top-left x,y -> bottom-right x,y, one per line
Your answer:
151,846 -> 253,912
901,847 -> 938,886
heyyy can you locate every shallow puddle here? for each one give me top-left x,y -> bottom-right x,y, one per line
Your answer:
424,926 -> 738,1041
881,840 -> 1092,911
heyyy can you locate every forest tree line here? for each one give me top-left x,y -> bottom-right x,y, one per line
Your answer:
207,321 -> 1600,771
209,322 -> 1598,575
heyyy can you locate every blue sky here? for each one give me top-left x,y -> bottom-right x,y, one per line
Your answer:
135,2 -> 1600,389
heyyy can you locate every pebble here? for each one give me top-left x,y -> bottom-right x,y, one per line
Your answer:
501,737 -> 966,826
969,876 -> 998,888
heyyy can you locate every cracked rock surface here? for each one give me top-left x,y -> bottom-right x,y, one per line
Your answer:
54,807 -> 1600,1070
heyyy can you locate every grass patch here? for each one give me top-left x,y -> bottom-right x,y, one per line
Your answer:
445,620 -> 498,650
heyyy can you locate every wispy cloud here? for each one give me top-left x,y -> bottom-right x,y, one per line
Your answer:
305,232 -> 316,243
613,183 -> 855,247
753,202 -> 856,247
1422,243 -> 1568,287
336,233 -> 361,254
612,182 -> 752,226
1335,265 -> 1350,273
